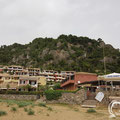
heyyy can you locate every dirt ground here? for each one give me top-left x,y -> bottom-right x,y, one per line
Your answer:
0,101 -> 119,120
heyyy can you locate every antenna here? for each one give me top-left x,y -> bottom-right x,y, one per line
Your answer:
103,43 -> 106,74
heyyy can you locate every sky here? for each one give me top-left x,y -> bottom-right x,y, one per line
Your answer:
0,0 -> 120,48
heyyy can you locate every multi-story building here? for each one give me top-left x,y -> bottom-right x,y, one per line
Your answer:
61,72 -> 97,90
0,73 -> 46,91
0,73 -> 19,90
5,65 -> 24,73
15,70 -> 28,76
39,70 -> 66,86
15,68 -> 41,76
0,65 -> 77,87
61,71 -> 75,76
27,68 -> 40,76
19,76 -> 46,88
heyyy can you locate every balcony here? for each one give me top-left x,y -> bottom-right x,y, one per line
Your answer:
61,80 -> 75,87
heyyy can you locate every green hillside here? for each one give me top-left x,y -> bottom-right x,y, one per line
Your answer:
0,34 -> 120,74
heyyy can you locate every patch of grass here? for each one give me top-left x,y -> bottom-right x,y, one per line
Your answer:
38,103 -> 46,107
27,109 -> 35,115
17,101 -> 33,108
24,108 -> 28,112
0,99 -> 34,107
0,99 -> 15,105
0,111 -> 7,116
11,107 -> 17,112
47,107 -> 53,111
31,103 -> 36,108
18,103 -> 28,108
87,108 -> 96,113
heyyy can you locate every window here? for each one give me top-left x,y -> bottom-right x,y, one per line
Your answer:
20,80 -> 25,84
29,81 -> 36,85
71,75 -> 75,80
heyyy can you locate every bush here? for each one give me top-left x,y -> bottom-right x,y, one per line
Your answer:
38,103 -> 46,107
87,108 -> 96,113
17,102 -> 32,108
11,107 -> 17,112
47,107 -> 53,111
45,90 -> 62,100
0,111 -> 7,116
53,83 -> 61,90
24,108 -> 28,112
27,109 -> 35,115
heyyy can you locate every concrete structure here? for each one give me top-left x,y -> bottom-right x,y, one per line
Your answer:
27,68 -> 40,76
39,70 -> 66,86
61,72 -> 97,90
46,89 -> 86,104
6,65 -> 23,73
0,73 -> 46,91
15,69 -> 67,86
19,76 -> 46,88
98,73 -> 120,91
61,71 -> 75,76
0,73 -> 19,90
0,65 -> 77,87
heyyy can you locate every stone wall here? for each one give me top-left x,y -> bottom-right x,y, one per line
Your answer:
0,94 -> 39,101
96,90 -> 120,106
46,89 -> 87,104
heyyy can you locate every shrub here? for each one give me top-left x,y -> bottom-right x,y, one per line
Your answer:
47,107 -> 53,111
45,90 -> 62,100
38,103 -> 46,107
11,107 -> 17,112
27,109 -> 35,115
24,108 -> 28,112
0,111 -> 7,116
17,102 -> 30,108
87,108 -> 96,113
53,83 -> 61,90
53,88 -> 82,94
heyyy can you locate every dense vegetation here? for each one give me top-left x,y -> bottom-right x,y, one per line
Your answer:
0,34 -> 120,74
45,90 -> 62,100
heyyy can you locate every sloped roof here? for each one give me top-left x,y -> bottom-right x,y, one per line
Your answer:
104,73 -> 120,78
98,73 -> 120,81
75,72 -> 97,75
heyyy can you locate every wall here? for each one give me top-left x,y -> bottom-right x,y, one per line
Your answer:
46,89 -> 87,104
0,94 -> 38,101
38,76 -> 46,85
96,90 -> 120,106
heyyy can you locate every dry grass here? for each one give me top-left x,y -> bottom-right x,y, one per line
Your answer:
0,99 -> 120,120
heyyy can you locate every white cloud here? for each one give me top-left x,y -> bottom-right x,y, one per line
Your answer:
0,0 -> 120,48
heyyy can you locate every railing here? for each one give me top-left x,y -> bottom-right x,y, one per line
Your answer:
61,80 -> 74,87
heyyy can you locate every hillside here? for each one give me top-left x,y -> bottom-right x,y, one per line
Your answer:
0,34 -> 120,74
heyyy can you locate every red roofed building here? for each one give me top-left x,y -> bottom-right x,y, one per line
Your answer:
61,72 -> 97,90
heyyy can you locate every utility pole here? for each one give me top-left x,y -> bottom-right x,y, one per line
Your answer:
103,43 -> 107,75
103,43 -> 107,91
